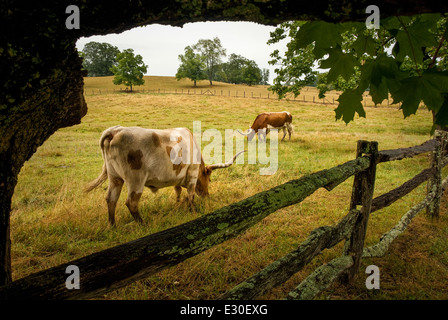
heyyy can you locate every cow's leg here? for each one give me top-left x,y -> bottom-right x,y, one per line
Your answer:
105,176 -> 124,226
287,123 -> 292,140
281,127 -> 287,141
259,129 -> 266,142
186,183 -> 196,209
125,187 -> 144,224
174,185 -> 182,202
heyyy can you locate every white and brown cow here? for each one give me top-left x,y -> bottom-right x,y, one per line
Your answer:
85,125 -> 244,225
238,111 -> 293,142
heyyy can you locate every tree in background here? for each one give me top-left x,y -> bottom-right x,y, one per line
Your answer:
176,46 -> 207,87
268,15 -> 448,131
220,54 -> 249,84
81,42 -> 120,77
178,39 -> 268,87
110,49 -> 148,92
261,68 -> 270,85
242,60 -> 262,86
217,53 -> 265,85
192,37 -> 226,86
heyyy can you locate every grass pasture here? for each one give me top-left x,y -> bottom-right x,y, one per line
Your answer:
9,76 -> 448,300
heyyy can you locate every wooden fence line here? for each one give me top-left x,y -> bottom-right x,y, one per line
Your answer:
222,133 -> 448,300
84,88 -> 404,108
220,208 -> 362,300
1,132 -> 447,300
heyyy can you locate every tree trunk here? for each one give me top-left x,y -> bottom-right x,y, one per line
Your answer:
0,186 -> 13,286
0,43 -> 87,284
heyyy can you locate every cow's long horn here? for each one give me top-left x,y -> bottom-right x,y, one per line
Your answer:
207,150 -> 246,170
237,129 -> 252,136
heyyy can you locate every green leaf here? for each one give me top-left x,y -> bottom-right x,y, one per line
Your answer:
352,33 -> 377,57
295,21 -> 343,58
319,48 -> 359,83
335,89 -> 366,124
382,16 -> 412,30
360,55 -> 402,104
391,70 -> 448,117
394,19 -> 438,62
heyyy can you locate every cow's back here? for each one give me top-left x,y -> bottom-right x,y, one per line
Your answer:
254,112 -> 292,129
103,126 -> 201,189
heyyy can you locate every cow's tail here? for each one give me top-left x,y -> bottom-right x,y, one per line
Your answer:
289,123 -> 294,134
84,163 -> 107,193
84,126 -> 120,193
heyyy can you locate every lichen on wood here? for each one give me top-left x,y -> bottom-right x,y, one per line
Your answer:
221,209 -> 360,300
364,176 -> 448,258
363,191 -> 436,258
286,255 -> 353,300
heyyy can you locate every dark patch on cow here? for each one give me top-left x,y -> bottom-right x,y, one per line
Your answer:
127,149 -> 143,170
166,146 -> 185,175
110,176 -> 124,186
152,132 -> 161,148
166,146 -> 172,157
173,162 -> 186,176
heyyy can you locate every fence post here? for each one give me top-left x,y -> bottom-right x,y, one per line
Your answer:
341,140 -> 378,283
426,130 -> 447,218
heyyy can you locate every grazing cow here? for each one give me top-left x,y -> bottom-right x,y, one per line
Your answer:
85,125 -> 244,225
238,111 -> 293,142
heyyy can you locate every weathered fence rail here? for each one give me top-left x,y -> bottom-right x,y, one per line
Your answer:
1,132 -> 447,300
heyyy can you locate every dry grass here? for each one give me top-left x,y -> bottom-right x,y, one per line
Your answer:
84,76 -> 400,109
9,76 -> 448,300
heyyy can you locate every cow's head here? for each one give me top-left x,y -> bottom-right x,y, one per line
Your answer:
237,128 -> 257,141
195,150 -> 245,196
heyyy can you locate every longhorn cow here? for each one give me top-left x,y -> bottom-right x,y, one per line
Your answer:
238,111 -> 293,142
85,125 -> 244,225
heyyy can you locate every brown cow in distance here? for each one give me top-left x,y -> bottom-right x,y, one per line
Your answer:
85,125 -> 244,225
238,111 -> 293,142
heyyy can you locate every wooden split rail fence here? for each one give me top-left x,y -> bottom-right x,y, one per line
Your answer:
1,131 -> 447,299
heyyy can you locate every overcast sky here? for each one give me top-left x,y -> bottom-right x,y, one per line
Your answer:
76,21 -> 288,84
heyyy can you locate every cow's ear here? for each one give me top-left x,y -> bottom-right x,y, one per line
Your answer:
205,167 -> 213,175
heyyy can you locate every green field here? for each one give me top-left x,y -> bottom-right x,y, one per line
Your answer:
10,76 -> 448,299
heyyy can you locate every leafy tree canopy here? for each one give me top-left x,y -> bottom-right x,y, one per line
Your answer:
242,60 -> 262,86
176,46 -> 207,86
192,37 -> 227,86
81,42 -> 120,77
218,54 -> 265,85
110,49 -> 148,92
268,14 -> 448,132
177,39 -> 268,86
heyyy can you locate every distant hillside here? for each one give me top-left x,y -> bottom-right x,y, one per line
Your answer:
82,75 -> 334,102
82,76 -> 392,108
